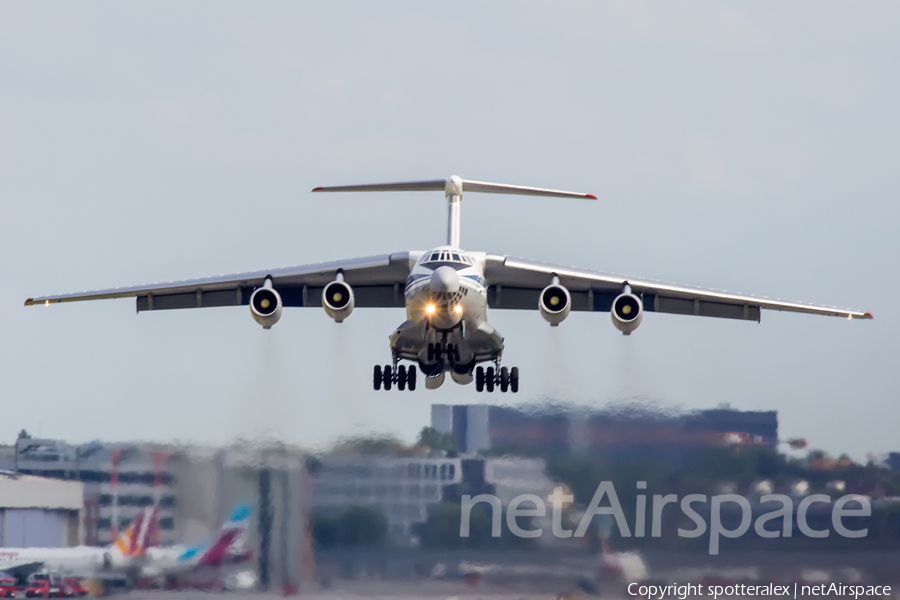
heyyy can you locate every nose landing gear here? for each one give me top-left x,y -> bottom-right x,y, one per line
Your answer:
426,342 -> 460,364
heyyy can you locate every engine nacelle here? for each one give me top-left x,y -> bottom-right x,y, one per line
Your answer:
323,280 -> 355,323
538,284 -> 571,326
250,285 -> 282,329
611,292 -> 643,335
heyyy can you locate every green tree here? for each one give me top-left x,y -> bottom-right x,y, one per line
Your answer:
416,427 -> 456,454
17,429 -> 31,440
310,509 -> 340,550
337,505 -> 388,547
311,505 -> 388,549
416,501 -> 537,550
332,434 -> 410,456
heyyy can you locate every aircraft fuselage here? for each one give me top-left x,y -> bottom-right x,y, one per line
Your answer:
389,247 -> 504,388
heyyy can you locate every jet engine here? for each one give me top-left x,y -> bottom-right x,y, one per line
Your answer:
250,282 -> 282,329
538,283 -> 571,326
611,292 -> 643,335
323,279 -> 355,323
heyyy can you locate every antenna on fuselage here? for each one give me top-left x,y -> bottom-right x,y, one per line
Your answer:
311,176 -> 596,248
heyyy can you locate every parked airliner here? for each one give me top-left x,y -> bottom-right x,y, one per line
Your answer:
25,176 -> 871,393
0,507 -> 155,579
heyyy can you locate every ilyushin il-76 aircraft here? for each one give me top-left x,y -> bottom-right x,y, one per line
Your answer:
26,176 -> 872,393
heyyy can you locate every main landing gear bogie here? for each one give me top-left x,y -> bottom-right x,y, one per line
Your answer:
374,364 -> 417,392
476,364 -> 519,393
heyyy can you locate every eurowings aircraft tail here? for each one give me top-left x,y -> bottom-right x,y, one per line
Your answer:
179,504 -> 252,567
312,175 -> 596,248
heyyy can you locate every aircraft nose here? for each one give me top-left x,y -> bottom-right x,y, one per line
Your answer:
430,266 -> 460,293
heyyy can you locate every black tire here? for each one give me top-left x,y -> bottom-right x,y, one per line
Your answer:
373,365 -> 382,391
510,366 -> 519,393
486,366 -> 495,392
407,365 -> 417,391
383,365 -> 392,391
500,366 -> 509,393
475,366 -> 485,392
445,344 -> 454,365
397,365 -> 407,391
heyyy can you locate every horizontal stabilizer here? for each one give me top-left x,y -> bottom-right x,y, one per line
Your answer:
312,176 -> 596,200
461,179 -> 596,199
312,179 -> 446,193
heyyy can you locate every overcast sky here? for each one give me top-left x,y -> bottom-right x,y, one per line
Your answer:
1,2 -> 896,459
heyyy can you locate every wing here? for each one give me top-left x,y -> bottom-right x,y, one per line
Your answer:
25,253 -> 416,312
1,561 -> 45,578
483,254 -> 872,321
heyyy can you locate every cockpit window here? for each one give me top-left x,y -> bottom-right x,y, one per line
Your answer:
424,251 -> 470,265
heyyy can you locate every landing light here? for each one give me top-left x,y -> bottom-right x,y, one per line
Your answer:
848,314 -> 852,320
453,304 -> 462,314
425,303 -> 436,315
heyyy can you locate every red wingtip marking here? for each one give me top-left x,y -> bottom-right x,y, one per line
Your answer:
585,194 -> 597,199
311,186 -> 323,192
865,311 -> 873,319
24,298 -> 32,306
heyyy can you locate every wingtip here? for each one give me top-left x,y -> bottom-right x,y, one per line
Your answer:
585,194 -> 598,200
865,311 -> 873,320
311,186 -> 323,192
24,298 -> 32,306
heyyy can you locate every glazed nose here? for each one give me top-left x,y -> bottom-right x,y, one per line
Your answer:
430,266 -> 460,294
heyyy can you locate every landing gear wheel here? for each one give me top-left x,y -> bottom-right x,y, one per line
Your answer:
427,343 -> 440,363
397,365 -> 407,391
407,365 -> 417,391
476,367 -> 485,392
510,366 -> 519,393
486,367 -> 495,392
446,344 -> 460,364
373,365 -> 382,391
383,365 -> 393,391
500,366 -> 509,393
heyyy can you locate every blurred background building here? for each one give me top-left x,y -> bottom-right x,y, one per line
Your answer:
310,453 -> 554,545
433,403 -> 779,460
0,470 -> 83,547
5,438 -> 178,545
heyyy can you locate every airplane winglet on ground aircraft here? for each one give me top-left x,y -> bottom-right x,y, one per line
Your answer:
25,176 -> 871,393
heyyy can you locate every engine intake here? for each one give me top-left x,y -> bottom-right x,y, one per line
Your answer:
539,284 -> 571,326
611,292 -> 643,335
250,285 -> 282,329
323,280 -> 355,323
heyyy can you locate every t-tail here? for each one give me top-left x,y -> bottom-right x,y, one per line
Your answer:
312,176 -> 596,249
